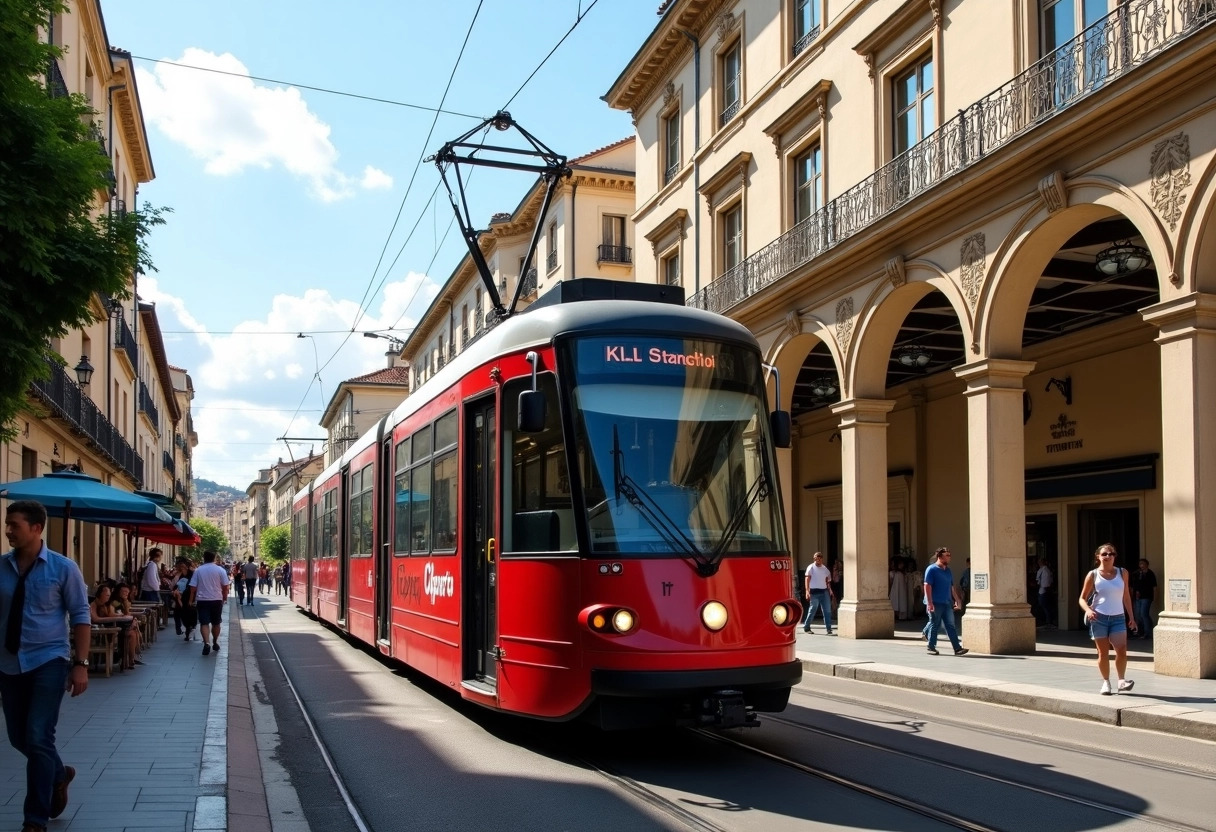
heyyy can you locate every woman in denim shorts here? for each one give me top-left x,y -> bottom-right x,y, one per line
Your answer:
1078,544 -> 1138,696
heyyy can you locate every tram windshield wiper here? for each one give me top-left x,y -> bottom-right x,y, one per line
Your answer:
611,425 -> 716,575
709,456 -> 770,569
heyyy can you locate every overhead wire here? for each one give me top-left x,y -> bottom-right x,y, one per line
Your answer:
128,54 -> 483,120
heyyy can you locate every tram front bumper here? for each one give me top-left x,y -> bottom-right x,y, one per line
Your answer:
590,660 -> 802,699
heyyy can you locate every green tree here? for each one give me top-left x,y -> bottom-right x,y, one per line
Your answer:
0,0 -> 167,442
183,517 -> 228,563
259,525 -> 290,566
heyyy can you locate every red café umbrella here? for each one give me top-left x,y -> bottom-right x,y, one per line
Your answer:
121,518 -> 201,547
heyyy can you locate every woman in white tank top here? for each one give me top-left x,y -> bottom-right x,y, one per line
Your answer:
1078,544 -> 1138,696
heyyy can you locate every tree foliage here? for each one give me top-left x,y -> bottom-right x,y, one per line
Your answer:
183,516 -> 228,562
0,0 -> 167,441
259,524 -> 290,566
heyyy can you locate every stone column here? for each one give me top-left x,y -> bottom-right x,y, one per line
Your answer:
955,359 -> 1037,654
831,398 -> 896,638
1142,293 -> 1216,679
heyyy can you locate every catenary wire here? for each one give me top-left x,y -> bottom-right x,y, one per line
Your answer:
128,55 -> 482,120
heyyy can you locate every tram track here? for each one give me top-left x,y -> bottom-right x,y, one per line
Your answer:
728,712 -> 1213,832
792,685 -> 1216,781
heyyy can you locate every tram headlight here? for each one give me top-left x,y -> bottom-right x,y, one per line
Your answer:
701,600 -> 728,632
584,606 -> 638,635
612,609 -> 636,634
771,603 -> 791,626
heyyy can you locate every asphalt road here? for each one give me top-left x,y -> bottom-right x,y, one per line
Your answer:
243,596 -> 1216,832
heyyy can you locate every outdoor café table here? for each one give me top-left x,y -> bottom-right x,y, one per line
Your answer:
87,626 -> 120,677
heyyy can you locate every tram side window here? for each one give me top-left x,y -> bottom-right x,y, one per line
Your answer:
393,438 -> 411,555
432,412 -> 458,550
502,373 -> 576,553
348,464 -> 373,557
410,461 -> 431,553
320,490 -> 338,558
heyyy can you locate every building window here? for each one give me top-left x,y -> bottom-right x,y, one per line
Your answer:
720,40 -> 742,127
793,144 -> 823,225
662,110 -> 680,184
1040,0 -> 1110,100
598,215 -> 630,264
662,250 -> 681,286
893,54 -> 935,156
792,0 -> 821,57
546,220 -> 558,272
722,203 -> 744,272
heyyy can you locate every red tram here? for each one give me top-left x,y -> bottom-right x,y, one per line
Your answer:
291,279 -> 802,728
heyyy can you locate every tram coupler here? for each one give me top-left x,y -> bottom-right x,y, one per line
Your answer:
698,690 -> 759,728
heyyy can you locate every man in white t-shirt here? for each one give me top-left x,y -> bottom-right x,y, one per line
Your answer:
188,551 -> 231,656
139,548 -> 164,603
803,551 -> 835,635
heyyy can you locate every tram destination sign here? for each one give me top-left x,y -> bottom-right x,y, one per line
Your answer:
574,337 -> 753,384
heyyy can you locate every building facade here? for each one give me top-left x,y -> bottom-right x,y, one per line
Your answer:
607,0 -> 1216,677
0,1 -> 193,587
320,366 -> 412,465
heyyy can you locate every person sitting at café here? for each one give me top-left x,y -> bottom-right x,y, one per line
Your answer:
110,583 -> 145,660
89,585 -> 141,669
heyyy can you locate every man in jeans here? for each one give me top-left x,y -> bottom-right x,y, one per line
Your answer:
1130,558 -> 1158,639
924,547 -> 968,656
1,501 -> 92,832
241,556 -> 258,606
802,552 -> 835,635
140,547 -> 164,604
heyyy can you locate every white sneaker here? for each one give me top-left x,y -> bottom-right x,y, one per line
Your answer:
1099,680 -> 1112,695
1117,679 -> 1134,694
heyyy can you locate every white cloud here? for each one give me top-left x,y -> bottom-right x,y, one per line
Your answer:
360,166 -> 393,191
140,273 -> 440,486
136,49 -> 388,202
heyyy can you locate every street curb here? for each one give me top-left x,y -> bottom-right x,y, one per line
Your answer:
799,654 -> 1216,743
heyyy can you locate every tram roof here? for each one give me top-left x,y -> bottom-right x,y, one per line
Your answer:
294,279 -> 759,504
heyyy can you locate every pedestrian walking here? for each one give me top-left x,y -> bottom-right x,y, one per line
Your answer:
959,557 -> 972,612
1130,558 -> 1158,639
232,563 -> 246,604
1035,557 -> 1056,629
888,559 -> 910,621
802,552 -> 835,634
1,500 -> 92,832
241,556 -> 258,605
283,560 -> 293,600
1079,543 -> 1137,695
924,547 -> 968,656
139,547 -> 164,603
188,551 -> 231,656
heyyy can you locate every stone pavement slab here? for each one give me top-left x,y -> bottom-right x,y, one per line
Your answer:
796,623 -> 1216,741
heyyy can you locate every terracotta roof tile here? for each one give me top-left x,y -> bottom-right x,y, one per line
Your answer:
570,136 -> 633,165
345,366 -> 412,386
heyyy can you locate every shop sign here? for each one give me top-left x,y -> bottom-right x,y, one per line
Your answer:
1045,413 -> 1082,454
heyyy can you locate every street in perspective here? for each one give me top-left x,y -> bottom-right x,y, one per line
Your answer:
4,0 -> 1216,831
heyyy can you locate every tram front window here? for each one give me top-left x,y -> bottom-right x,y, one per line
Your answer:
566,337 -> 786,559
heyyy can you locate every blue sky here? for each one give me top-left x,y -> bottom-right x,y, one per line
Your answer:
100,0 -> 660,489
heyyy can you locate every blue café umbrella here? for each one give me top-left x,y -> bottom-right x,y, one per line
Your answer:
0,470 -> 173,551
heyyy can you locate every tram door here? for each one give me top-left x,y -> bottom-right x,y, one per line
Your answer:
375,436 -> 392,645
337,467 -> 350,627
464,396 -> 497,684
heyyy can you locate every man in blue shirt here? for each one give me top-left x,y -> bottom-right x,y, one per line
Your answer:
923,546 -> 969,656
1,500 -> 92,832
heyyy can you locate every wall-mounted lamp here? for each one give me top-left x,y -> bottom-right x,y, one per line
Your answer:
74,355 -> 95,387
1095,241 -> 1150,276
810,376 -> 838,400
1045,376 -> 1072,405
896,344 -> 932,368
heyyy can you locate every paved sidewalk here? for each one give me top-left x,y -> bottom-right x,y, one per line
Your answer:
0,615 -> 227,831
797,621 -> 1216,741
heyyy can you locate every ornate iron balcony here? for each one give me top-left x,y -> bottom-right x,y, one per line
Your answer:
597,244 -> 633,264
719,98 -> 741,128
114,314 -> 138,370
520,267 -> 538,296
28,355 -> 142,486
664,161 -> 680,185
690,0 -> 1216,314
163,450 -> 175,476
138,380 -> 159,432
792,25 -> 821,58
546,249 -> 558,272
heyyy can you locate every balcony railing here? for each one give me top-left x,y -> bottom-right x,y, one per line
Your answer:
792,25 -> 821,58
664,161 -> 680,185
114,314 -> 137,369
175,479 -> 187,501
719,98 -> 740,128
163,450 -> 175,476
46,59 -> 68,99
689,0 -> 1216,314
520,267 -> 537,297
29,355 -> 142,486
138,380 -> 159,432
597,244 -> 633,264
546,249 -> 558,272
